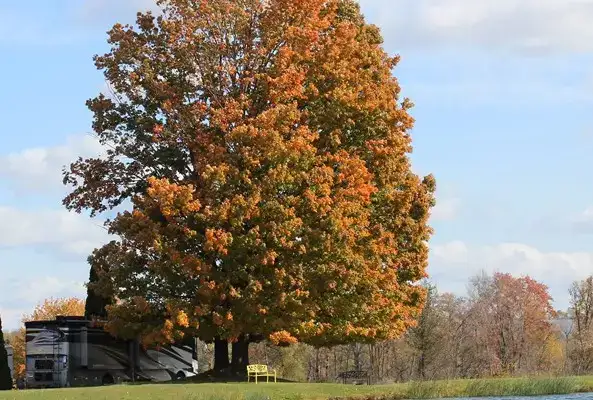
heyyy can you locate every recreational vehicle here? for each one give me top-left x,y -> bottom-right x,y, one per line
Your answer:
25,316 -> 198,388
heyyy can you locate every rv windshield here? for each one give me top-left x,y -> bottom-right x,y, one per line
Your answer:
34,359 -> 54,370
27,355 -> 68,370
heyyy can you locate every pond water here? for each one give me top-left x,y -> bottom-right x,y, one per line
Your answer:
448,395 -> 593,400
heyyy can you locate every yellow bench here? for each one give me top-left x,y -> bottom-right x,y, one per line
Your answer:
247,364 -> 277,383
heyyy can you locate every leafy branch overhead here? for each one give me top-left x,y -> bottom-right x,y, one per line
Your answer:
63,0 -> 435,349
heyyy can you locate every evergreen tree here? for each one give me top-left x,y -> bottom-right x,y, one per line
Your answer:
84,250 -> 113,320
0,315 -> 13,390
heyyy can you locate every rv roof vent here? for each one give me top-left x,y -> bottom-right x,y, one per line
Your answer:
55,316 -> 87,321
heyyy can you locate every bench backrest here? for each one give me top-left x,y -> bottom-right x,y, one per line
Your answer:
338,370 -> 368,379
247,364 -> 268,373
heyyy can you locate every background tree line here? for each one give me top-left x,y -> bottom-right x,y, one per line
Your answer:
4,272 -> 593,384
190,272 -> 593,383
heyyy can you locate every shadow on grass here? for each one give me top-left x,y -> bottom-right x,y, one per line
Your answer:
169,369 -> 296,385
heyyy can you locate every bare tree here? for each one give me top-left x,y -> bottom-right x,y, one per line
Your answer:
569,277 -> 593,374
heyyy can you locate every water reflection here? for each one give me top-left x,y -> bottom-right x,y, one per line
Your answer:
448,394 -> 592,400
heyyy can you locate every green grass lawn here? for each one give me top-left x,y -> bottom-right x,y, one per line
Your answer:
0,382 -> 389,400
1,376 -> 593,400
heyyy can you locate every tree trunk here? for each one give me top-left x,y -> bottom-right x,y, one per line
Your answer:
213,337 -> 229,373
231,335 -> 250,375
353,343 -> 362,371
315,347 -> 320,381
417,352 -> 426,380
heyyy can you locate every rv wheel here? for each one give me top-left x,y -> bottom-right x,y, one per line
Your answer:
102,374 -> 115,386
176,371 -> 186,381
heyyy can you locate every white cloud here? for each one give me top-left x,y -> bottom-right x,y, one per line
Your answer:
572,206 -> 593,233
14,277 -> 86,305
0,136 -> 113,260
0,1 -> 157,47
84,0 -> 593,54
0,206 -> 109,257
0,277 -> 85,331
432,197 -> 461,221
582,207 -> 593,220
5,1 -> 593,54
0,307 -> 24,332
75,0 -> 160,23
0,135 -> 103,192
408,78 -> 593,107
359,0 -> 593,54
430,241 -> 593,309
432,240 -> 468,263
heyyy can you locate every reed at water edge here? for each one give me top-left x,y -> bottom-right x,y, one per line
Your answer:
333,376 -> 593,400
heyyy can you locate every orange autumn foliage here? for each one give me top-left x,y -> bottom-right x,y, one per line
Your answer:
25,298 -> 85,322
269,330 -> 299,347
64,0 -> 435,348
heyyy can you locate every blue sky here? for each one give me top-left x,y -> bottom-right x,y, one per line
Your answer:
2,0 -> 593,330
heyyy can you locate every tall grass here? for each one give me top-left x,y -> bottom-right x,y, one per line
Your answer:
331,376 -> 593,400
402,376 -> 585,399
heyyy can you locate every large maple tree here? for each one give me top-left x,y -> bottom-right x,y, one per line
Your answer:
63,0 -> 435,373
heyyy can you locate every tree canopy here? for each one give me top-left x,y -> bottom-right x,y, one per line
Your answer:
64,0 -> 435,351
